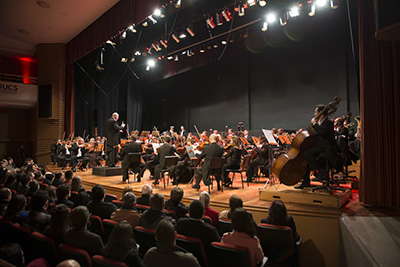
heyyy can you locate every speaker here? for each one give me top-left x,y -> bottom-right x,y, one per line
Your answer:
38,84 -> 53,118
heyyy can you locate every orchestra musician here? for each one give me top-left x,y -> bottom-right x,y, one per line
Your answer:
192,134 -> 224,191
245,135 -> 270,182
296,105 -> 343,189
153,136 -> 177,185
179,126 -> 187,137
57,139 -> 70,169
243,130 -> 254,146
105,112 -> 125,167
223,136 -> 244,186
120,135 -> 146,182
70,137 -> 89,172
174,137 -> 195,184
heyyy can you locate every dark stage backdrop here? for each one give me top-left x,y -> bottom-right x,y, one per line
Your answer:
74,4 -> 359,137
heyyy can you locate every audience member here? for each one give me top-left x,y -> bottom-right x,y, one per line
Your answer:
164,187 -> 188,219
219,195 -> 243,219
86,184 -> 117,219
25,179 -> 40,198
176,200 -> 220,253
136,184 -> 152,206
139,193 -> 175,229
261,200 -> 301,244
3,194 -> 27,224
52,171 -> 64,188
111,192 -> 141,229
55,184 -> 73,208
64,206 -> 104,256
70,176 -> 89,207
43,172 -> 54,186
56,259 -> 80,267
43,204 -> 70,245
103,220 -> 142,266
16,174 -> 30,195
142,219 -> 200,267
199,191 -> 219,226
0,187 -> 12,216
46,185 -> 57,204
0,243 -> 25,267
64,170 -> 73,185
222,208 -> 264,267
24,190 -> 51,232
120,185 -> 133,200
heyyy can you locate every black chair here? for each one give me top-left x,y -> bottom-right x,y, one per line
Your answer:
257,223 -> 297,266
312,152 -> 346,194
161,155 -> 179,189
209,157 -> 225,193
59,243 -> 92,267
104,193 -> 118,203
176,234 -> 208,267
92,255 -> 128,267
225,154 -> 251,189
126,153 -> 142,182
217,219 -> 232,237
208,242 -> 253,267
133,226 -> 156,256
31,231 -> 60,266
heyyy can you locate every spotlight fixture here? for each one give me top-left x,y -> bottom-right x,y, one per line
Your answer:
142,21 -> 148,27
206,17 -> 215,29
259,0 -> 267,7
247,0 -> 256,6
199,46 -> 206,53
148,15 -> 157,24
186,25 -> 195,37
160,39 -> 168,48
174,0 -> 181,8
289,6 -> 300,17
167,55 -> 174,60
222,10 -> 232,22
261,21 -> 268,31
171,33 -> 180,43
121,31 -> 127,39
307,2 -> 316,16
174,54 -> 179,61
147,59 -> 155,67
130,57 -> 135,62
135,50 -> 141,56
221,40 -> 227,45
330,0 -> 339,9
207,43 -> 212,50
213,43 -> 218,49
179,31 -> 187,39
238,4 -> 245,17
187,49 -> 194,57
152,43 -> 160,51
215,13 -> 222,26
128,24 -> 137,33
316,0 -> 327,7
121,58 -> 128,63
279,11 -> 289,26
266,13 -> 276,23
106,40 -> 115,45
153,9 -> 161,17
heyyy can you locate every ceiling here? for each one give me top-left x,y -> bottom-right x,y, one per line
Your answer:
0,0 -> 120,58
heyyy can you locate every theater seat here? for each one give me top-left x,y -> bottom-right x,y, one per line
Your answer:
31,231 -> 60,266
176,234 -> 208,267
208,242 -> 253,267
59,243 -> 92,267
92,255 -> 128,267
133,226 -> 156,256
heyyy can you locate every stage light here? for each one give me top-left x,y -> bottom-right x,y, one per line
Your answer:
174,54 -> 179,61
279,11 -> 289,26
330,0 -> 339,9
121,58 -> 128,63
259,0 -> 267,7
154,9 -> 161,16
221,40 -> 227,45
147,59 -> 155,67
167,55 -> 174,60
215,13 -> 222,26
238,4 -> 245,16
106,40 -> 115,45
135,50 -> 141,56
207,43 -> 212,50
199,46 -> 206,53
128,24 -> 137,33
289,6 -> 300,17
179,31 -> 187,39
142,21 -> 148,27
206,17 -> 216,29
213,43 -> 218,49
266,13 -> 276,23
172,33 -> 180,43
160,39 -> 168,48
186,25 -> 195,37
316,0 -> 327,7
148,15 -> 157,24
247,0 -> 256,6
146,66 -> 150,71
242,29 -> 249,38
261,21 -> 268,31
152,43 -> 160,51
130,57 -> 135,62
307,2 -> 316,16
174,0 -> 181,8
187,49 -> 194,57
222,10 -> 232,22
121,31 -> 127,39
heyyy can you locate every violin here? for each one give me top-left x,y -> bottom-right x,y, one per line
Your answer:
196,141 -> 209,151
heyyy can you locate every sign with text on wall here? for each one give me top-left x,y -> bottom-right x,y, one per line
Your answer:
0,81 -> 38,108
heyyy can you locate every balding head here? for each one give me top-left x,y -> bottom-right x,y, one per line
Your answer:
209,134 -> 218,143
56,259 -> 80,267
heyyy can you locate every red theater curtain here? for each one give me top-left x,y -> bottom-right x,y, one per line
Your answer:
358,0 -> 400,209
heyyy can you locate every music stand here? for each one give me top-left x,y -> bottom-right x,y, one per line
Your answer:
262,129 -> 279,188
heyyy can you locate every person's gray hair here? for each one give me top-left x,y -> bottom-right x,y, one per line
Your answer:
199,191 -> 210,206
112,112 -> 119,118
122,192 -> 136,206
141,184 -> 152,195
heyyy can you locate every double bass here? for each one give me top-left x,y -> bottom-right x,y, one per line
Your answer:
272,96 -> 341,185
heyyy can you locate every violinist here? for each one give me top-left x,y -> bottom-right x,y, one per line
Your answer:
57,139 -> 70,169
243,130 -> 254,146
192,134 -> 224,191
174,137 -> 195,184
179,126 -> 187,137
70,137 -> 89,172
297,105 -> 342,189
120,135 -> 146,182
245,135 -> 270,182
153,136 -> 177,185
223,136 -> 244,186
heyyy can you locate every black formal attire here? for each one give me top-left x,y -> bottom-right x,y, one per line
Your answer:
223,147 -> 244,184
120,141 -> 145,182
64,228 -> 104,256
154,143 -> 176,184
86,200 -> 117,220
138,209 -> 175,230
246,144 -> 270,182
70,143 -> 89,171
193,142 -> 224,188
57,145 -> 70,168
136,194 -> 150,206
56,198 -> 74,209
105,117 -> 124,167
143,243 -> 200,267
304,118 -> 342,182
164,199 -> 188,219
175,150 -> 192,184
50,142 -> 58,165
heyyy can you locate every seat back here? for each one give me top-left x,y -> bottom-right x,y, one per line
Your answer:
89,215 -> 104,236
176,234 -> 208,267
0,219 -> 14,244
202,215 -> 212,225
133,226 -> 156,256
104,193 -> 118,203
12,223 -> 35,263
211,157 -> 225,170
242,154 -> 252,169
112,199 -> 123,208
209,242 -> 253,267
162,209 -> 177,220
257,223 -> 297,266
59,243 -> 92,267
31,231 -> 60,265
217,219 -> 232,237
92,255 -> 128,267
102,219 -> 118,243
69,191 -> 78,202
127,153 -> 141,164
164,155 -> 179,168
135,204 -> 150,214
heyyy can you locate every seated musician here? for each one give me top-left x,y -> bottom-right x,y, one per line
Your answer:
120,135 -> 146,182
57,139 -> 70,169
243,130 -> 254,146
223,136 -> 244,186
153,136 -> 176,185
192,134 -> 224,191
246,136 -> 270,182
297,105 -> 343,189
71,137 -> 89,172
174,137 -> 195,184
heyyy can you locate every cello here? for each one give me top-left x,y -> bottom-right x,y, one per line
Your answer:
272,96 -> 341,185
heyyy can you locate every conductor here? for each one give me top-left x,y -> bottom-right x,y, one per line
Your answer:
106,112 -> 125,167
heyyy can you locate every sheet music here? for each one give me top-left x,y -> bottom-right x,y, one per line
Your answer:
262,129 -> 278,146
185,145 -> 196,159
152,143 -> 161,154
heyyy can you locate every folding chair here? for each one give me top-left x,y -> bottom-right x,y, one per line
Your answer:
209,157 -> 225,193
125,153 -> 142,182
225,154 -> 251,189
161,156 -> 179,189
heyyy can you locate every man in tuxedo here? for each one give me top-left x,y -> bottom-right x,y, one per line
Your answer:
120,135 -> 145,182
180,126 -> 187,137
153,136 -> 177,185
105,112 -> 125,167
192,134 -> 224,190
